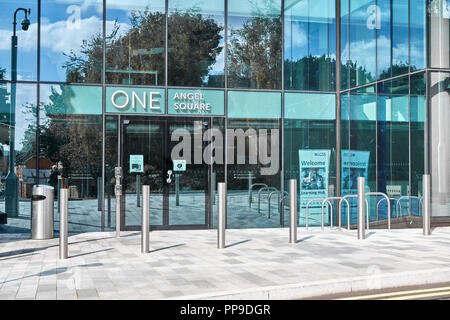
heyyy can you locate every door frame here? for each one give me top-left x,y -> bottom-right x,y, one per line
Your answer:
119,115 -> 212,231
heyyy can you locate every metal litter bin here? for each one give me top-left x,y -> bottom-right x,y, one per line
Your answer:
31,185 -> 54,239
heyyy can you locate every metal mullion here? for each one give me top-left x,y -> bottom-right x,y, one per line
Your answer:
281,0 -> 285,227
224,0 -> 228,229
36,0 -> 41,185
101,0 -> 106,231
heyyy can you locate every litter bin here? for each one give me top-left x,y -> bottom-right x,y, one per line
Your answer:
31,185 -> 54,239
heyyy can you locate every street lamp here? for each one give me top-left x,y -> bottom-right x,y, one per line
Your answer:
5,8 -> 31,218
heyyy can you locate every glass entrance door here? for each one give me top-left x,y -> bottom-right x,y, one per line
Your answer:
120,116 -> 210,230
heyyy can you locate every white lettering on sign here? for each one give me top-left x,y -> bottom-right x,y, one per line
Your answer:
111,90 -> 129,109
111,90 -> 161,111
173,92 -> 211,113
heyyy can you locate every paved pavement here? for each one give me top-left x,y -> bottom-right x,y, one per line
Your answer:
1,226 -> 450,300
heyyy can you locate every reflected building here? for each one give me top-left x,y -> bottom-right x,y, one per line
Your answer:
0,0 -> 448,233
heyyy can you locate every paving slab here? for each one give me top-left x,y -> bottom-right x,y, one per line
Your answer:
0,227 -> 450,299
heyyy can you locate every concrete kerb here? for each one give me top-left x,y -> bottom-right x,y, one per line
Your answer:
168,267 -> 450,300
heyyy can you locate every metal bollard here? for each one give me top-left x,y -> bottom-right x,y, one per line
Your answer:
141,185 -> 150,253
217,182 -> 226,249
59,188 -> 68,259
289,179 -> 297,244
175,174 -> 180,206
137,175 -> 141,208
115,167 -> 122,238
357,177 -> 366,240
423,174 -> 431,236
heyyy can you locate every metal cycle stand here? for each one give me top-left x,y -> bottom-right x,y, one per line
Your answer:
365,192 -> 391,230
217,183 -> 226,249
305,198 -> 326,231
59,188 -> 69,259
248,183 -> 268,208
141,185 -> 150,253
422,174 -> 431,236
289,179 -> 297,244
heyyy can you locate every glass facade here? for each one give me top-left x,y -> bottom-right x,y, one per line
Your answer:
0,1 -> 448,234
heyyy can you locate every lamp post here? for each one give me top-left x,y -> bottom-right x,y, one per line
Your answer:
5,8 -> 30,218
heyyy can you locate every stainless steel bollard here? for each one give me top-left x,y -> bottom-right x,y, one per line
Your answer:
289,179 -> 298,244
423,174 -> 431,236
357,177 -> 366,240
59,189 -> 68,259
115,167 -> 122,238
137,175 -> 141,208
141,185 -> 150,253
217,182 -> 226,249
175,174 -> 180,206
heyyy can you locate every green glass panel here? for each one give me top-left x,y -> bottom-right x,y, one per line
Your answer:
227,91 -> 281,119
284,92 -> 335,120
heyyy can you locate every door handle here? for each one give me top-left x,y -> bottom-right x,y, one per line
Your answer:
166,170 -> 173,183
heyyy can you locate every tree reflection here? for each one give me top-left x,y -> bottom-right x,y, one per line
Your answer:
64,8 -> 224,86
228,15 -> 282,89
39,86 -> 102,195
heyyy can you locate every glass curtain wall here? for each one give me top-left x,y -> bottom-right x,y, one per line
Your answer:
39,84 -> 103,232
168,0 -> 225,87
284,93 -> 336,227
284,0 -> 336,91
227,0 -> 282,89
40,0 -> 103,83
0,83 -> 36,232
342,0 -> 427,89
105,0 -> 166,85
226,91 -> 281,228
341,85 -> 377,225
377,76 -> 410,217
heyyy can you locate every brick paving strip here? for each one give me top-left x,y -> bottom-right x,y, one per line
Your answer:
1,227 -> 450,300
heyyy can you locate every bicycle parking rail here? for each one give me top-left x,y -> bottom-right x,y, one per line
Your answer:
257,187 -> 278,214
305,198 -> 326,230
365,192 -> 391,230
339,194 -> 369,230
337,197 -> 350,231
396,196 -> 423,217
249,183 -> 268,208
320,199 -> 334,231
268,190 -> 280,219
376,197 -> 395,220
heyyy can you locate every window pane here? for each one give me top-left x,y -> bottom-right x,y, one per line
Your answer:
343,85 -> 377,224
284,0 -> 336,91
41,0 -> 103,83
377,76 -> 409,216
106,0 -> 166,85
410,0 -> 426,71
0,1 -> 37,81
349,0 -> 376,86
0,83 -> 36,232
40,84 -> 103,232
284,92 -> 336,227
377,0 -> 409,79
226,90 -> 281,228
227,0 -> 282,89
168,0 -> 224,87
